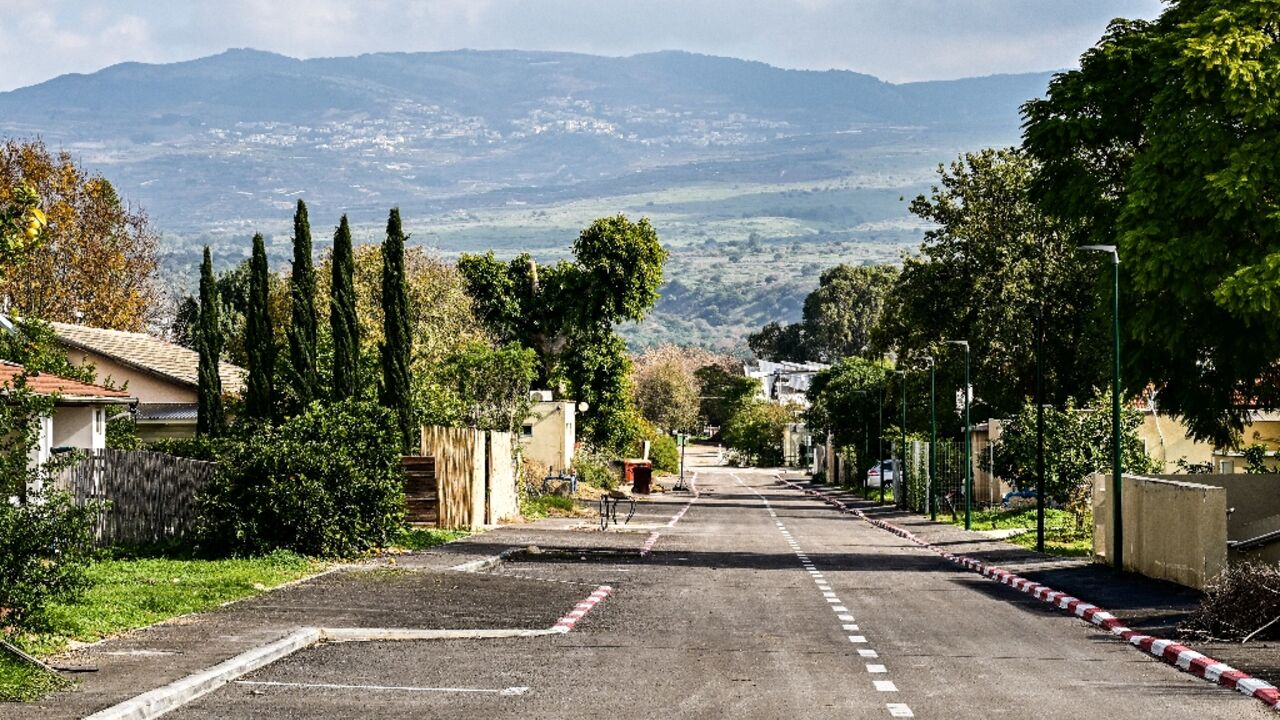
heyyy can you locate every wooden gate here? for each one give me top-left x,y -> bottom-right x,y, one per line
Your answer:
402,455 -> 438,524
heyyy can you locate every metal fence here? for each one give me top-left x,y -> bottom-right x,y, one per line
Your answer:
894,438 -> 992,517
52,448 -> 216,546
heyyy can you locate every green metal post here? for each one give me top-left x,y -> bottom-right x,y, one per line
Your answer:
929,358 -> 937,521
963,345 -> 972,530
1080,245 -> 1123,570
878,381 -> 885,506
899,372 -> 907,509
1110,255 -> 1123,570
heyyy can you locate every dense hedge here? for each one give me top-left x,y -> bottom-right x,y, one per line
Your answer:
196,400 -> 405,557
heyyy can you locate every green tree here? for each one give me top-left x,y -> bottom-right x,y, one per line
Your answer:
694,364 -> 759,429
287,200 -> 318,404
722,400 -> 792,466
803,264 -> 898,361
196,399 -> 405,557
804,356 -> 892,469
633,357 -> 701,432
558,329 -> 639,455
0,373 -> 94,631
196,247 -> 225,437
458,215 -> 667,450
379,208 -> 414,452
425,342 -> 537,434
244,233 -> 275,421
1022,1 -> 1280,446
990,390 -> 1158,504
330,215 -> 359,402
747,321 -> 809,363
873,148 -> 1105,417
0,315 -> 95,383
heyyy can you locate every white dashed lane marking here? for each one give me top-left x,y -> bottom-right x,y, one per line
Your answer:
874,680 -> 899,692
737,475 -> 911,718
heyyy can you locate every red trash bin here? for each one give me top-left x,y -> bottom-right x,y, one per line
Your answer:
623,459 -> 654,494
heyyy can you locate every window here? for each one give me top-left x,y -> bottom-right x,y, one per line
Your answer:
1219,459 -> 1234,475
521,425 -> 534,438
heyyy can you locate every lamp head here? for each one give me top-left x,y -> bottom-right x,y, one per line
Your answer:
1079,244 -> 1119,263
943,339 -> 969,349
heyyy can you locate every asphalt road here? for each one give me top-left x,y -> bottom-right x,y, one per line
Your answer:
169,460 -> 1267,719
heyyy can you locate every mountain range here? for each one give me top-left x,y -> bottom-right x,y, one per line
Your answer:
0,48 -> 1053,348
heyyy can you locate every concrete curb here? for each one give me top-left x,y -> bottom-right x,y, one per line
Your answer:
774,477 -> 1280,713
82,628 -> 323,720
448,546 -> 521,573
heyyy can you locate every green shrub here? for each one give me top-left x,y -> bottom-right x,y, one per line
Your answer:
573,448 -> 618,490
523,494 -> 577,519
649,433 -> 679,474
634,419 -> 679,474
0,490 -> 96,632
196,400 -> 405,557
147,435 -> 223,462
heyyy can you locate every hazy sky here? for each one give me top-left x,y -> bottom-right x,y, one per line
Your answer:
0,0 -> 1165,91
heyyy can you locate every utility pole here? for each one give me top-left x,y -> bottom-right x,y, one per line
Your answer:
945,340 -> 972,530
1081,244 -> 1123,570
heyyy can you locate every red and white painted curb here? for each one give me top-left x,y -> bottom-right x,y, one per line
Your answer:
775,478 -> 1280,713
639,531 -> 662,557
640,474 -> 700,557
552,585 -> 613,633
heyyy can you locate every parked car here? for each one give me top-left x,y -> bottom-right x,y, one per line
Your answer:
866,460 -> 896,488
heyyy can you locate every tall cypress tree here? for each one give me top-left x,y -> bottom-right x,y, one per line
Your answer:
287,199 -> 318,405
196,246 -> 225,436
245,233 -> 275,420
379,208 -> 414,452
330,215 -> 359,401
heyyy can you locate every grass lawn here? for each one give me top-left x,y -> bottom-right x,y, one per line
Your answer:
389,527 -> 470,551
14,549 -> 328,658
521,494 -> 580,519
946,506 -> 1093,558
0,650 -> 68,702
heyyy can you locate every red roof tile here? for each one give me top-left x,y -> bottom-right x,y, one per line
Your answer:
0,361 -> 133,401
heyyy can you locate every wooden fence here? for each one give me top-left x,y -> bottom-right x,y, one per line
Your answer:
52,448 -> 216,546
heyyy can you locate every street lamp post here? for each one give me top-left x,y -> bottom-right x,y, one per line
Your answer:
893,370 -> 907,509
944,340 -> 972,530
1035,307 -> 1045,553
878,380 -> 886,506
1081,244 -> 1123,570
924,356 -> 937,521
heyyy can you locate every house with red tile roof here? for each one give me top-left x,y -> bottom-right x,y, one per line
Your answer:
0,360 -> 135,494
49,321 -> 245,441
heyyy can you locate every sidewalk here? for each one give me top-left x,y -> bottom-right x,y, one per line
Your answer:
785,477 -> 1280,688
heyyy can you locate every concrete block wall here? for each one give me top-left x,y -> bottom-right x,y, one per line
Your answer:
1093,473 -> 1227,590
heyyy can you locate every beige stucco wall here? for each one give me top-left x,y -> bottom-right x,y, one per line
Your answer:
487,431 -> 519,524
52,405 -> 104,451
64,348 -> 195,404
1093,473 -> 1227,590
521,401 -> 575,474
1137,413 -> 1214,474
